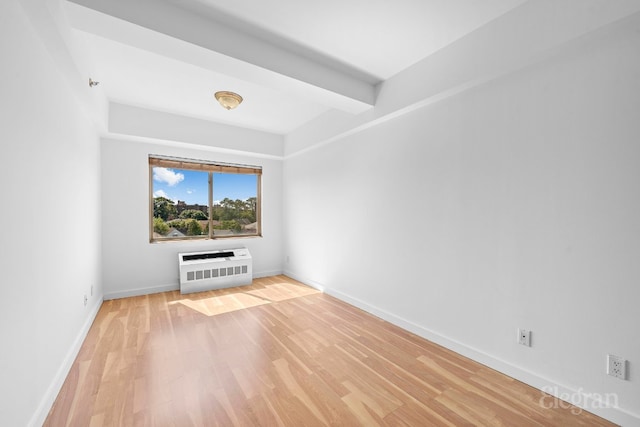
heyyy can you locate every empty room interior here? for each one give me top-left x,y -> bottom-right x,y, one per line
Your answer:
2,0 -> 640,425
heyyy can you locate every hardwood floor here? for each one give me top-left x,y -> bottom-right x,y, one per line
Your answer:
45,275 -> 614,426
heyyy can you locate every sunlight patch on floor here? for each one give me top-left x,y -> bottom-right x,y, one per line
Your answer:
245,282 -> 320,302
175,293 -> 269,316
172,282 -> 321,316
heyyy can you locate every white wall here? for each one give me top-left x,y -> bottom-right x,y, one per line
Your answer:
4,0 -> 637,425
101,137 -> 283,299
0,1 -> 102,426
283,15 -> 640,426
109,103 -> 284,157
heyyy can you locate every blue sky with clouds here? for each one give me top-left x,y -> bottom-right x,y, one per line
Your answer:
152,167 -> 257,205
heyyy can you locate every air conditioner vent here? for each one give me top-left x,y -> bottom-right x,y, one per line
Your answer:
178,248 -> 252,294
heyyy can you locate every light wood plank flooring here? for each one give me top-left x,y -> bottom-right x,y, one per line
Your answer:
45,275 -> 615,426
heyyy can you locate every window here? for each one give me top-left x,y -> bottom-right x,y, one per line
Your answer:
149,155 -> 261,242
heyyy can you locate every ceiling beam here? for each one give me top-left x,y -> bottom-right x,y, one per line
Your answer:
285,0 -> 640,157
65,0 -> 375,114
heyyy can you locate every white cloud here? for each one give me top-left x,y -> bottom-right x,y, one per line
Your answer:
153,190 -> 170,199
153,167 -> 184,186
154,189 -> 180,202
153,190 -> 179,204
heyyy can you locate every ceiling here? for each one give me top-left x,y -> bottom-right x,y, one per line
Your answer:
64,0 -> 527,135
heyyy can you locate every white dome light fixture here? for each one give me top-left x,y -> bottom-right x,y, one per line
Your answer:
214,91 -> 243,110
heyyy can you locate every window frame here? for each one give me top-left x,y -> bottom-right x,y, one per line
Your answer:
149,155 -> 262,243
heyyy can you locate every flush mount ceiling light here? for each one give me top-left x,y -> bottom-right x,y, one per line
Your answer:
214,91 -> 243,110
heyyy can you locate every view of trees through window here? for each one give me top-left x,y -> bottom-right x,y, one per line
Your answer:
150,160 -> 260,241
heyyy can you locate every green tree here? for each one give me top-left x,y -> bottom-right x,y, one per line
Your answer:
153,197 -> 177,220
215,219 -> 241,233
153,217 -> 170,235
246,197 -> 257,212
219,197 -> 235,220
186,219 -> 203,236
179,209 -> 208,220
167,219 -> 186,230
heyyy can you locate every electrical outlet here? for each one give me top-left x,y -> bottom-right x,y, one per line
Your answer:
518,328 -> 531,347
84,294 -> 88,306
607,354 -> 627,380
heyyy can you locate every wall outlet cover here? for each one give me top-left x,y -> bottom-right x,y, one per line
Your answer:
518,328 -> 531,347
607,354 -> 627,380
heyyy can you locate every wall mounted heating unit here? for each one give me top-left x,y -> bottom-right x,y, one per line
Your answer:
178,248 -> 252,294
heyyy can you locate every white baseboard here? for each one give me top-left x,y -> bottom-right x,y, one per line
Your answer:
285,271 -> 326,291
29,297 -> 103,427
33,270 -> 284,424
284,270 -> 640,427
104,283 -> 179,300
254,269 -> 283,279
103,270 -> 284,300
45,272 -> 639,426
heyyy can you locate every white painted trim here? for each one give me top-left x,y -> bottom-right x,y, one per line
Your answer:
284,270 -> 640,427
284,270 -> 326,292
253,269 -> 284,279
104,283 -> 178,300
29,271 -> 640,426
103,270 -> 283,300
29,297 -> 104,427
